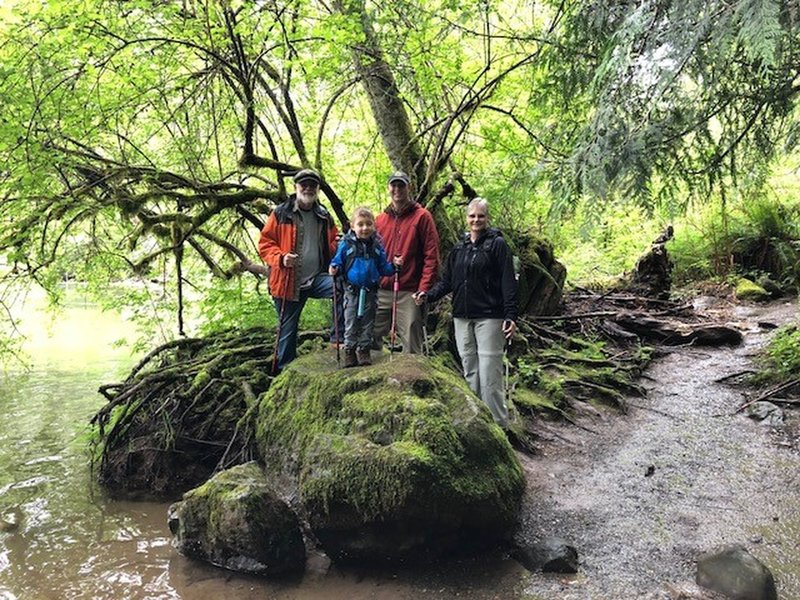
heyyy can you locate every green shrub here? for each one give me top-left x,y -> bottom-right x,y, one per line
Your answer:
729,197 -> 800,290
197,277 -> 332,335
668,194 -> 800,289
755,325 -> 800,385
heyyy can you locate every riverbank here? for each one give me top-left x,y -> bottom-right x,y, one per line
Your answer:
516,297 -> 800,599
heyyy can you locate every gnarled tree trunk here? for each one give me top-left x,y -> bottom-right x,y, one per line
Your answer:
334,0 -> 426,188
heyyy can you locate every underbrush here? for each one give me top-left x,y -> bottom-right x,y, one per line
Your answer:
555,202 -> 660,288
670,196 -> 800,292
560,192 -> 800,296
197,277 -> 332,336
753,325 -> 800,386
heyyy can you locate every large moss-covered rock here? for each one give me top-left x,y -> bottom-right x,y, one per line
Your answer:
735,278 -> 771,302
168,462 -> 305,575
255,353 -> 525,563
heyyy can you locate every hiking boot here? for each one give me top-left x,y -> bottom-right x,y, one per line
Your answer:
344,347 -> 358,368
356,348 -> 372,366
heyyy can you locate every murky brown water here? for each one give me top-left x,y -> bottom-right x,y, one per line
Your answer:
0,294 -> 526,600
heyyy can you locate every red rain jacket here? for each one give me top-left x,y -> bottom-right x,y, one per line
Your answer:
375,202 -> 440,293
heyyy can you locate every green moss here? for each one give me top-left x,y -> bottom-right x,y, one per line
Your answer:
189,369 -> 212,392
513,334 -> 647,413
735,277 -> 770,301
297,336 -> 329,357
513,387 -> 557,411
255,353 -> 524,530
300,434 -> 431,521
175,462 -> 305,574
184,464 -> 295,539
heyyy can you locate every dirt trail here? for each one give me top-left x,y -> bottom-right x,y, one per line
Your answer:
516,298 -> 800,599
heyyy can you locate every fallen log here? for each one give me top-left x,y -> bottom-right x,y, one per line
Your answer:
614,314 -> 742,346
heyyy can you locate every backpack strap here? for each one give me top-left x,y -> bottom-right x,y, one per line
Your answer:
342,241 -> 357,278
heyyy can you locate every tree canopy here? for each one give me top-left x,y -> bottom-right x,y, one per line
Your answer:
1,0 -> 798,338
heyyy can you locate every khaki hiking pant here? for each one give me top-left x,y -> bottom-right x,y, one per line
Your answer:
454,317 -> 508,428
373,289 -> 424,354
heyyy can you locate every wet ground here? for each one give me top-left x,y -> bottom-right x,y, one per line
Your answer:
516,298 -> 800,599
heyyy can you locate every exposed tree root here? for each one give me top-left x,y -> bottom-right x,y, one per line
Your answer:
90,327 -> 275,498
735,377 -> 800,414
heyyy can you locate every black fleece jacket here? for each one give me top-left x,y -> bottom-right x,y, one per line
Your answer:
427,227 -> 518,321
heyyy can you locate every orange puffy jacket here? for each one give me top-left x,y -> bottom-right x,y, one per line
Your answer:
258,197 -> 339,301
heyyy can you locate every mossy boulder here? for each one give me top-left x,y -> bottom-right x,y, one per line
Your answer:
168,462 -> 305,575
515,234 -> 566,316
735,278 -> 771,301
255,353 -> 525,563
756,274 -> 783,298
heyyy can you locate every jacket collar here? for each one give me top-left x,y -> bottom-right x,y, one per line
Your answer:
385,201 -> 419,217
344,230 -> 375,246
288,194 -> 328,218
462,227 -> 499,246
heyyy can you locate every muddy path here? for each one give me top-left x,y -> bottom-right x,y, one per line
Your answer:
515,298 -> 800,599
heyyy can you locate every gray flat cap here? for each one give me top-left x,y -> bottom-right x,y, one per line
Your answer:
293,169 -> 321,184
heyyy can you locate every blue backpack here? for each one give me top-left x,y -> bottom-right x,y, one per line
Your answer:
339,234 -> 392,289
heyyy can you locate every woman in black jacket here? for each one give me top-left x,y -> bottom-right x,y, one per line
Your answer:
417,198 -> 517,429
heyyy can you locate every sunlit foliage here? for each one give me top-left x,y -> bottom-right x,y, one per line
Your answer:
1,0 -> 798,344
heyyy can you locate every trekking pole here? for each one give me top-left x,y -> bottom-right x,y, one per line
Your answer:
332,273 -> 341,367
389,260 -> 400,361
271,272 -> 290,376
504,340 -> 510,402
421,300 -> 431,357
503,321 -> 512,402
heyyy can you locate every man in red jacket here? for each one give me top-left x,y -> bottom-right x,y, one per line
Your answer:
373,171 -> 440,354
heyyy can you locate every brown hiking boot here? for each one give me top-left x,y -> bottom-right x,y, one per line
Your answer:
344,347 -> 358,368
356,348 -> 372,366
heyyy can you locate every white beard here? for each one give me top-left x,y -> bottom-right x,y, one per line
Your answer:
296,190 -> 317,208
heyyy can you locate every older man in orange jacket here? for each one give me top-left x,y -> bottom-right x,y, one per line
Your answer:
259,169 -> 340,371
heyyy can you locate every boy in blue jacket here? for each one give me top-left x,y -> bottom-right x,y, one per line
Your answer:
330,207 -> 403,366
